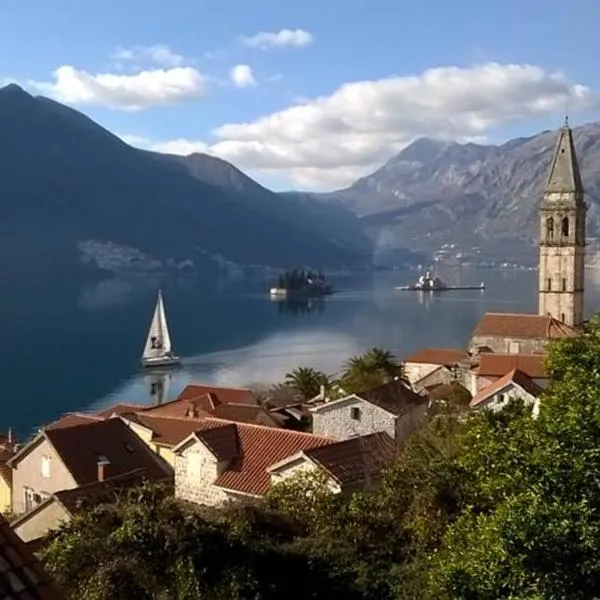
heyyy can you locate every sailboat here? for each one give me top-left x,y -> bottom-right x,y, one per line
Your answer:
141,290 -> 181,368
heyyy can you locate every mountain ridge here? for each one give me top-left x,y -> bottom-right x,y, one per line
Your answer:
315,122 -> 600,263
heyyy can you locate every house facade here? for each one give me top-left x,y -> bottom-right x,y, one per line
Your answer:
173,419 -> 333,507
403,348 -> 468,385
311,380 -> 429,442
470,369 -> 542,414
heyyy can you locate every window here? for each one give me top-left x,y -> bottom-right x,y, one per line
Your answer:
561,313 -> 566,323
41,455 -> 51,478
561,217 -> 570,237
547,278 -> 552,291
562,278 -> 567,292
546,216 -> 554,238
23,487 -> 42,512
350,407 -> 361,421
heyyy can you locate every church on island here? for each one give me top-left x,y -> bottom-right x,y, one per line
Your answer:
404,119 -> 584,410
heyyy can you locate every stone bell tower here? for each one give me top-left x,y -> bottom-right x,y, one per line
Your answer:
538,119 -> 586,326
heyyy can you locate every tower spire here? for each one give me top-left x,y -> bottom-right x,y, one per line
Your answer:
545,120 -> 583,194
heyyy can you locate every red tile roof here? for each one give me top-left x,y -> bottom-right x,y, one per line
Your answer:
177,384 -> 255,406
210,403 -> 283,427
0,513 -> 64,599
125,414 -> 209,447
472,312 -> 577,339
95,403 -> 147,418
45,413 -> 101,430
40,419 -> 171,485
358,380 -> 428,416
177,418 -> 333,496
404,347 -> 468,365
471,369 -> 543,408
477,353 -> 547,379
304,432 -> 397,487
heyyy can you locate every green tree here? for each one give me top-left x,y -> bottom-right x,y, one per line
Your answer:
427,314 -> 600,598
284,367 -> 331,400
340,347 -> 407,394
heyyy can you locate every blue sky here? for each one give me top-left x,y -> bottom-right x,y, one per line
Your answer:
1,0 -> 599,190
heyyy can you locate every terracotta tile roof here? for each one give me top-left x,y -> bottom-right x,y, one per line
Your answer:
174,384 -> 255,407
95,403 -> 147,418
471,369 -> 543,408
472,312 -> 577,339
0,513 -> 64,599
42,418 -> 171,486
477,353 -> 547,379
196,424 -> 239,462
45,413 -> 101,430
127,413 -> 211,447
54,468 -> 172,514
358,380 -> 428,416
404,347 -> 468,365
176,418 -> 333,496
210,404 -> 283,427
304,432 -> 397,487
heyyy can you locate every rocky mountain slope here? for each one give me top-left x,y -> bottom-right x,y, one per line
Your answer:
0,84 -> 369,289
322,123 -> 600,263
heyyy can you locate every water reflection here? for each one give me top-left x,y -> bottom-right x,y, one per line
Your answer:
275,297 -> 327,316
145,372 -> 172,405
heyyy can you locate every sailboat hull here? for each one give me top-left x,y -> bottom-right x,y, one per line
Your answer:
141,356 -> 182,368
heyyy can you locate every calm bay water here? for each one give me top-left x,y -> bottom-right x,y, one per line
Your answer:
4,267 -> 600,436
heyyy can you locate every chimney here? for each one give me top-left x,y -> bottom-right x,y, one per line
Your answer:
185,402 -> 198,419
97,456 -> 111,482
318,384 -> 326,400
7,428 -> 12,445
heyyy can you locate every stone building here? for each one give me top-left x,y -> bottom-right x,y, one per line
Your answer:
403,348 -> 469,385
538,119 -> 586,326
310,380 -> 429,442
468,312 -> 576,355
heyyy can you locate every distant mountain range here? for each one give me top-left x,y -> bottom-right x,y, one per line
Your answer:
0,84 -> 372,289
317,123 -> 600,264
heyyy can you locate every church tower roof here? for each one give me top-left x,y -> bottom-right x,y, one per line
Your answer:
545,119 -> 584,193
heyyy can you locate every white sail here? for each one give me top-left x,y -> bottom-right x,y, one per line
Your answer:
142,290 -> 173,360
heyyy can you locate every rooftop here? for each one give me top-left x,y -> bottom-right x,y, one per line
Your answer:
477,353 -> 547,379
471,369 -> 544,408
472,312 -> 577,340
404,347 -> 469,365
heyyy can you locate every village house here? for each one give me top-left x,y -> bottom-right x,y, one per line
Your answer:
173,419 -> 396,507
0,431 -> 17,514
11,469 -> 169,545
174,419 -> 333,506
8,418 -> 171,516
310,379 -> 429,441
468,312 -> 576,355
469,352 -> 548,395
470,368 -> 543,413
0,512 -> 65,599
403,348 -> 469,386
267,432 -> 397,494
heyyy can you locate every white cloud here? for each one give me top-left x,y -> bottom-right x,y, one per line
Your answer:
205,63 -> 599,188
111,44 -> 185,67
230,64 -> 256,88
119,133 -> 209,155
32,65 -> 205,110
240,29 -> 313,49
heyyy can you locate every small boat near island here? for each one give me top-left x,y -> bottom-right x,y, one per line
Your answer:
395,271 -> 485,292
269,269 -> 334,299
141,290 -> 181,368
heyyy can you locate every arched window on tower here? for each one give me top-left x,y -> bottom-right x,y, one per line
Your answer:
546,217 -> 554,239
562,217 -> 570,237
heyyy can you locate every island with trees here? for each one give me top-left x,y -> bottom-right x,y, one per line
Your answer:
269,269 -> 333,299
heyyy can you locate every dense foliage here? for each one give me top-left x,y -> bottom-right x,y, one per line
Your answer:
276,269 -> 327,290
42,316 -> 600,598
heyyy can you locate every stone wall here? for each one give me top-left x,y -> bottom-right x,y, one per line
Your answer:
395,402 -> 429,442
413,366 -> 455,391
474,384 -> 537,412
404,362 -> 439,385
312,398 -> 396,440
469,334 -> 548,355
12,500 -> 70,543
174,443 -> 230,508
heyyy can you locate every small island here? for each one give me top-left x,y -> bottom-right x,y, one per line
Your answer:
269,269 -> 334,299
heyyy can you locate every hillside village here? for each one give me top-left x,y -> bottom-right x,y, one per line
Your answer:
0,121 -> 591,597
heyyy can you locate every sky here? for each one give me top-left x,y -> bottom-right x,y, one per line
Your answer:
1,0 -> 600,191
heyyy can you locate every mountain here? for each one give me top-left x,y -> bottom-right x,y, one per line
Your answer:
0,84 -> 370,288
321,123 -> 600,263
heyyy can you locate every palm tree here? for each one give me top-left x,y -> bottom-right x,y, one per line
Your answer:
284,367 -> 331,400
340,347 -> 408,393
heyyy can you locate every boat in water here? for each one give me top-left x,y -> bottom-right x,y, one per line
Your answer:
395,271 -> 485,292
141,290 -> 181,368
